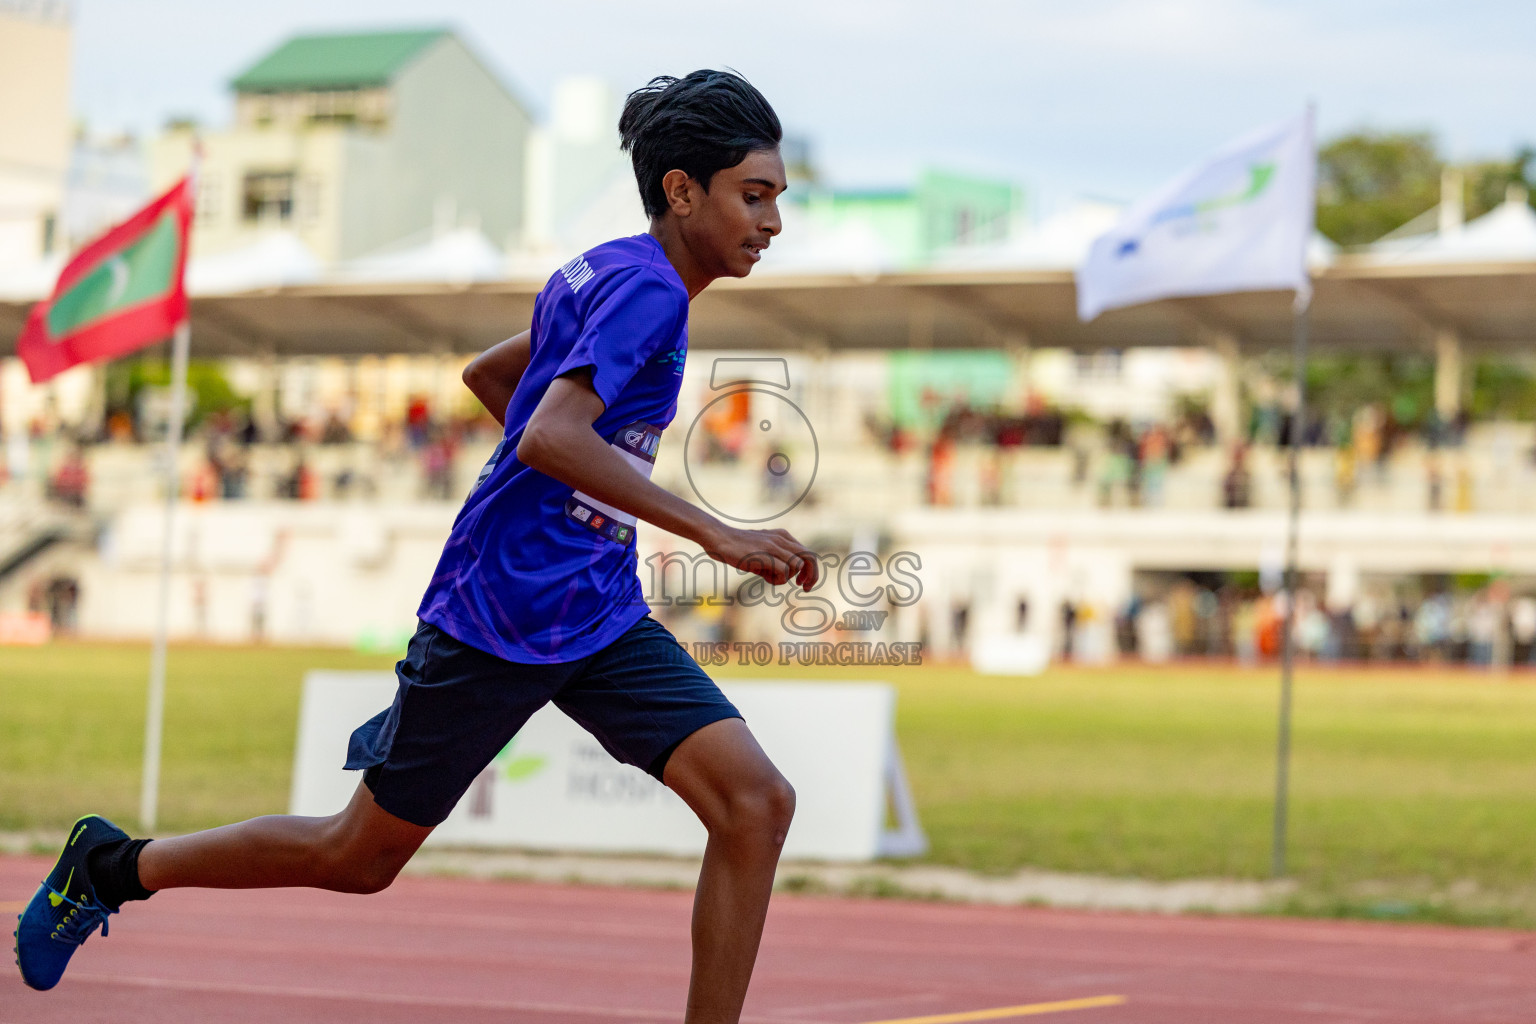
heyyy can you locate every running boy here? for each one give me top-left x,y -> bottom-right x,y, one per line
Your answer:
16,70 -> 815,1024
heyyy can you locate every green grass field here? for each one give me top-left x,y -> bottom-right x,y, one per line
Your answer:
4,642 -> 1535,923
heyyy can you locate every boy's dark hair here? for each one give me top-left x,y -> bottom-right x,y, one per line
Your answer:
619,70 -> 782,220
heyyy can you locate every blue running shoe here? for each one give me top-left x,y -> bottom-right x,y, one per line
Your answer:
14,814 -> 128,991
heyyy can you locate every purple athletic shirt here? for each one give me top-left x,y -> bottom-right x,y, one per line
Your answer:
417,234 -> 690,663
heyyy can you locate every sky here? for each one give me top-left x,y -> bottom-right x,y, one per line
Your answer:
64,0 -> 1536,215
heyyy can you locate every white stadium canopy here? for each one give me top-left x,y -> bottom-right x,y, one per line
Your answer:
4,198 -> 1536,359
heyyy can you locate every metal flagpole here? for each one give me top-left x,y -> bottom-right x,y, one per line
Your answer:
139,152 -> 199,833
139,319 -> 190,832
1271,285 -> 1311,878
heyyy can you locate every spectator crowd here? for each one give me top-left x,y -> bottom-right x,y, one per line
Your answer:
1104,576 -> 1536,668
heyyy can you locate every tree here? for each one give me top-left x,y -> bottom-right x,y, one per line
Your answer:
1463,147 -> 1535,220
1297,353 -> 1433,428
1469,359 -> 1536,420
105,354 -> 248,437
1262,350 -> 1536,429
1316,131 -> 1442,246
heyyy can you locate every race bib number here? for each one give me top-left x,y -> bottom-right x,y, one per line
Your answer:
469,437 -> 509,497
564,421 -> 661,545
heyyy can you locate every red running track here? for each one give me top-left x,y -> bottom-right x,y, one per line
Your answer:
4,855 -> 1536,1024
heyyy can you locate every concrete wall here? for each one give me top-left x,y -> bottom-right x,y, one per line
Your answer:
351,35 -> 532,257
0,358 -> 97,437
155,127 -> 354,260
70,502 -> 457,645
0,7 -> 71,269
519,77 -> 636,257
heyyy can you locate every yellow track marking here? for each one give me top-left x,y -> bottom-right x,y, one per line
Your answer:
858,995 -> 1126,1024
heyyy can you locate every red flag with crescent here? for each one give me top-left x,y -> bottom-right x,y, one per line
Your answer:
16,177 -> 193,383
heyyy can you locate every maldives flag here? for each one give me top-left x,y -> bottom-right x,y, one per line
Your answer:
16,177 -> 194,383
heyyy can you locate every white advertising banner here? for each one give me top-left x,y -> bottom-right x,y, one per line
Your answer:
290,673 -> 925,862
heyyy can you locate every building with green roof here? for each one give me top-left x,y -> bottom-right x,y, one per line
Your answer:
803,170 -> 1021,267
230,29 -> 450,93
153,28 -> 532,262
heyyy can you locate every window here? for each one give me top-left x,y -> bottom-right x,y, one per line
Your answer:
297,176 -> 322,229
307,90 -> 359,126
954,207 -> 974,245
243,171 -> 296,223
1074,350 -> 1124,380
195,176 -> 220,224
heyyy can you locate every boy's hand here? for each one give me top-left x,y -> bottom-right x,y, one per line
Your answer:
703,525 -> 819,591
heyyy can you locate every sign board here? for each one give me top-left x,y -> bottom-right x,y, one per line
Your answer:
291,673 -> 925,862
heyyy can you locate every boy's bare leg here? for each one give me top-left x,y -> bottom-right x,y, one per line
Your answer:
137,780 -> 433,894
664,718 -> 796,1024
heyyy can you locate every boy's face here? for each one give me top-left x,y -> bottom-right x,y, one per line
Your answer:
675,147 -> 786,280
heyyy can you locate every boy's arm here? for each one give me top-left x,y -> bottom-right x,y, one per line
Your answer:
519,372 -> 818,590
463,330 -> 533,427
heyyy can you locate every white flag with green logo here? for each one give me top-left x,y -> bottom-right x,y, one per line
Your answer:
1077,110 -> 1315,321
